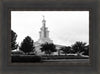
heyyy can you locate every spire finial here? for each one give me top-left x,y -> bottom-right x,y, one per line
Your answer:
42,15 -> 46,23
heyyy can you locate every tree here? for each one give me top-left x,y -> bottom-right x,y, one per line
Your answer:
19,36 -> 35,54
82,45 -> 89,56
72,41 -> 87,55
40,43 -> 57,56
60,46 -> 71,55
11,30 -> 18,50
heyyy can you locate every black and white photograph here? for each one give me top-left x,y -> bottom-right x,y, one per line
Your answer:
11,11 -> 89,63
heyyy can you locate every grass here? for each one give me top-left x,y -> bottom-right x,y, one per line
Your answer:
41,55 -> 89,60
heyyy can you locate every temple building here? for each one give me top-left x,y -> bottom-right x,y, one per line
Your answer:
34,16 -> 64,55
34,16 -> 53,55
35,16 -> 53,45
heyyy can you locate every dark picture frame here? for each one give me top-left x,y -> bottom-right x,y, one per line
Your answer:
0,0 -> 99,74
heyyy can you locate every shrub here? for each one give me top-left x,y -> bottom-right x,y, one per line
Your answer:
11,55 -> 42,63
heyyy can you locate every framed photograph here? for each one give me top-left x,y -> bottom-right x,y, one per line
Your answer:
0,0 -> 99,74
11,11 -> 89,64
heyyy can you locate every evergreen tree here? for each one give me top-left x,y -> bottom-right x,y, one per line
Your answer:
20,36 -> 35,54
11,30 -> 18,50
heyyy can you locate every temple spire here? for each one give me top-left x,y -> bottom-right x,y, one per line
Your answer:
42,15 -> 46,27
37,16 -> 53,44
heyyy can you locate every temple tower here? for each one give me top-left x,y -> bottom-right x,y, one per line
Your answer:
37,16 -> 53,44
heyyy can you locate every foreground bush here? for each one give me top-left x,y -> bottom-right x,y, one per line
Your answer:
11,55 -> 42,63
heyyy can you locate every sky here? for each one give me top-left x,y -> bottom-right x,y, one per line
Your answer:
11,11 -> 89,46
